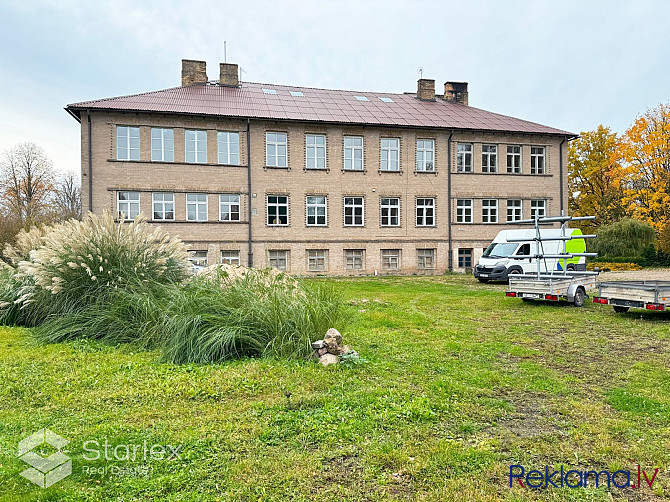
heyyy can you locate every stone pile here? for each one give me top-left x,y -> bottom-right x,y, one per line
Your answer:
312,328 -> 356,366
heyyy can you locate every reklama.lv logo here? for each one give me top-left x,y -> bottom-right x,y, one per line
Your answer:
510,464 -> 659,489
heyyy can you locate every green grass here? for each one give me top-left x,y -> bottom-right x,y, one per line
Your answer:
1,275 -> 669,501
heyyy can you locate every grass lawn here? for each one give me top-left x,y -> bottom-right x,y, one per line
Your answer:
1,275 -> 669,501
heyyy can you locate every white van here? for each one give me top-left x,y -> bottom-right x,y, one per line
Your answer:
474,228 -> 586,282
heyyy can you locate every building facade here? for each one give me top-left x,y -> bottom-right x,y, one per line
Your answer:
66,60 -> 574,275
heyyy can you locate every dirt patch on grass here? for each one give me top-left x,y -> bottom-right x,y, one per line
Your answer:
491,392 -> 564,439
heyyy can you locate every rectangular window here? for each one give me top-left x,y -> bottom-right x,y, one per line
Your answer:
219,194 -> 241,221
417,248 -> 435,269
381,249 -> 400,270
116,126 -> 140,161
416,198 -> 435,226
217,132 -> 240,165
305,134 -> 326,169
267,195 -> 289,226
380,197 -> 400,227
344,249 -> 364,270
189,250 -> 208,268
416,139 -> 435,172
457,143 -> 473,172
152,192 -> 174,221
151,128 -> 174,162
530,146 -> 545,174
507,145 -> 521,173
380,138 -> 400,171
482,144 -> 497,173
185,130 -> 207,163
220,250 -> 240,266
266,132 -> 288,167
306,196 -> 327,226
344,136 -> 364,171
458,248 -> 473,268
456,199 -> 473,223
186,193 -> 208,221
343,197 -> 364,226
482,199 -> 498,223
268,250 -> 289,271
507,199 -> 522,222
531,199 -> 546,219
307,249 -> 327,272
117,191 -> 140,220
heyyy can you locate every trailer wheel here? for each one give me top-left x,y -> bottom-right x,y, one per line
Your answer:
573,287 -> 585,307
613,305 -> 630,313
521,298 -> 534,303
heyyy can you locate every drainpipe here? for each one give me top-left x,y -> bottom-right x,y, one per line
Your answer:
559,137 -> 566,214
246,118 -> 253,267
447,129 -> 454,271
87,111 -> 93,213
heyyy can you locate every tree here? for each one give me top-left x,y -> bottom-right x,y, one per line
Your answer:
568,125 -> 626,227
613,103 -> 670,233
54,171 -> 82,220
590,218 -> 656,258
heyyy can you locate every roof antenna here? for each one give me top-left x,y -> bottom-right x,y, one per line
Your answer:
239,66 -> 246,82
417,67 -> 424,79
224,41 -> 227,63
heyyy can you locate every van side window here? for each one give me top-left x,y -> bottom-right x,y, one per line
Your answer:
517,244 -> 531,256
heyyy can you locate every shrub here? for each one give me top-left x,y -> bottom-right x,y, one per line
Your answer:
587,262 -> 642,271
590,218 -> 656,258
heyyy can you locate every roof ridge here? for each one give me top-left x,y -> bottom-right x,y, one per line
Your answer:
239,81 -> 406,96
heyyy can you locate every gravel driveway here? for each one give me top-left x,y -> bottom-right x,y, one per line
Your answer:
597,268 -> 670,281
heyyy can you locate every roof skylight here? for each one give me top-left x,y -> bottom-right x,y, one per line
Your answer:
354,96 -> 369,101
379,97 -> 394,103
290,91 -> 304,97
262,88 -> 277,94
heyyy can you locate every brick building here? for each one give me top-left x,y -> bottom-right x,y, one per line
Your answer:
65,59 -> 575,275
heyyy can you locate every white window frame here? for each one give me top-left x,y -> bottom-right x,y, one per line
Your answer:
380,197 -> 400,227
219,194 -> 241,222
267,195 -> 289,226
185,130 -> 207,164
152,192 -> 174,221
217,131 -> 240,165
507,145 -> 522,173
268,250 -> 289,271
343,196 -> 365,226
189,250 -> 208,268
416,139 -> 435,172
116,126 -> 140,161
307,249 -> 327,272
416,198 -> 435,227
344,249 -> 364,270
151,128 -> 174,162
380,138 -> 400,171
457,143 -> 473,172
531,199 -> 547,219
305,134 -> 326,170
117,191 -> 140,220
306,196 -> 327,226
417,248 -> 435,269
482,144 -> 497,173
344,136 -> 364,171
266,132 -> 288,168
186,193 -> 208,221
530,146 -> 545,174
220,250 -> 241,266
458,248 -> 473,268
482,199 -> 498,223
381,249 -> 400,270
507,199 -> 523,222
456,199 -> 473,223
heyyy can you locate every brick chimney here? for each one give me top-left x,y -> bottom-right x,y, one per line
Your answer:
444,82 -> 469,105
417,79 -> 436,101
219,63 -> 239,86
181,59 -> 207,86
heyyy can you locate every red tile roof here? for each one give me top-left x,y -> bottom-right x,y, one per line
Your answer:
67,81 -> 574,136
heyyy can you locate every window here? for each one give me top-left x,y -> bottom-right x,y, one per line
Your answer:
482,199 -> 498,223
189,250 -> 208,268
381,249 -> 400,270
186,193 -> 208,221
354,96 -> 369,101
379,97 -> 394,103
117,191 -> 140,220
266,132 -> 287,167
458,248 -> 473,268
343,197 -> 364,226
531,199 -> 546,219
507,145 -> 521,173
307,250 -> 327,272
482,144 -> 497,173
416,139 -> 435,172
344,136 -> 364,171
530,146 -> 545,174
185,130 -> 207,163
219,194 -> 240,221
305,134 -> 326,169
217,132 -> 240,165
416,198 -> 435,226
507,199 -> 522,222
306,196 -> 327,226
380,197 -> 400,227
152,192 -> 174,221
456,199 -> 473,223
268,250 -> 289,271
267,195 -> 288,226
457,143 -> 473,172
345,249 -> 364,270
151,128 -> 174,162
116,126 -> 140,161
417,249 -> 435,269
220,250 -> 240,266
262,88 -> 277,94
290,91 -> 304,97
380,138 -> 400,171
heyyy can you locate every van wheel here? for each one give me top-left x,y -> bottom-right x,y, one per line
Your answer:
613,305 -> 630,313
507,269 -> 521,281
566,265 -> 576,272
573,287 -> 585,307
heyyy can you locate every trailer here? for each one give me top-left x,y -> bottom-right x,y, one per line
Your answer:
593,281 -> 670,313
507,275 -> 597,307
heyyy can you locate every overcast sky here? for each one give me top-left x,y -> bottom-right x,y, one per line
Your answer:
1,0 -> 668,175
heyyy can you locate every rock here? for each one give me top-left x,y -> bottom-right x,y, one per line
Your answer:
311,340 -> 325,350
325,338 -> 342,355
324,328 -> 342,344
341,345 -> 352,353
319,353 -> 338,366
317,347 -> 328,356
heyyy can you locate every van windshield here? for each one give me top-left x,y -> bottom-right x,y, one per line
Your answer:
482,242 -> 518,259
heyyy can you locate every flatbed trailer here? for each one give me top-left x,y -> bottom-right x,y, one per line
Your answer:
593,281 -> 670,313
507,274 -> 597,307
